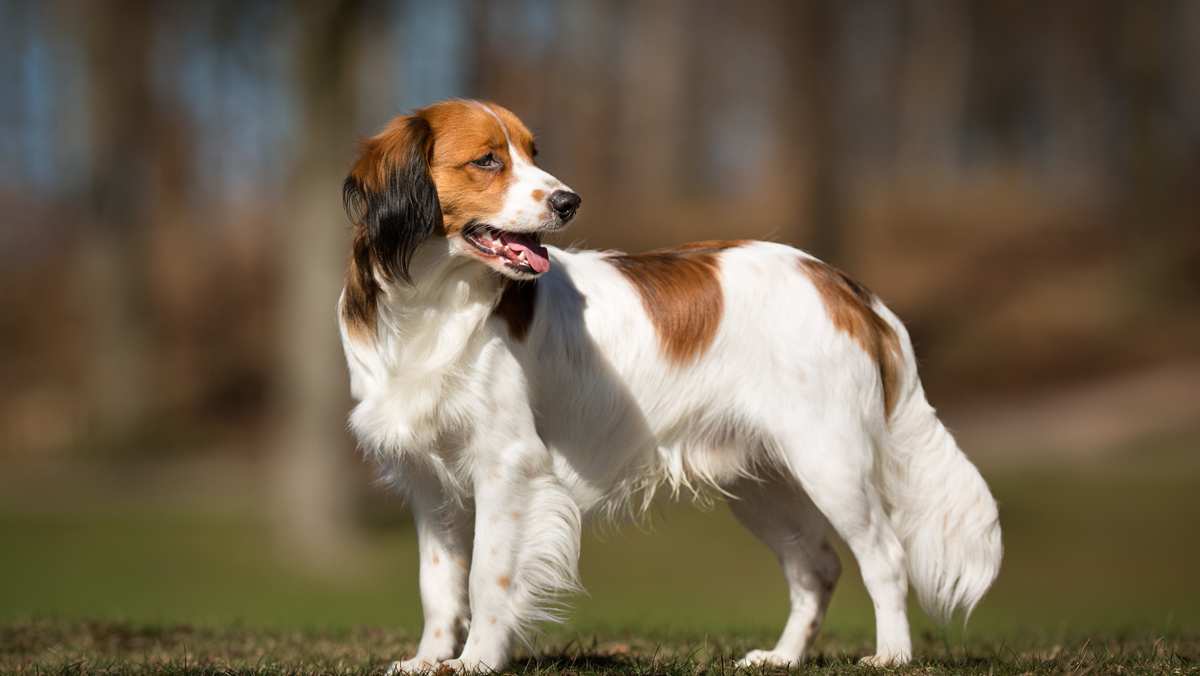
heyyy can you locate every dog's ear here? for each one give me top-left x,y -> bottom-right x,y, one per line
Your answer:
343,114 -> 443,284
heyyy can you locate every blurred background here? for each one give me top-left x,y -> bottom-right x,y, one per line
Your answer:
2,0 -> 1198,644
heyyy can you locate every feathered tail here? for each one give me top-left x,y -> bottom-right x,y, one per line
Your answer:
876,308 -> 1003,622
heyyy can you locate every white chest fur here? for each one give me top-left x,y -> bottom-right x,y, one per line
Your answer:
339,263 -> 510,469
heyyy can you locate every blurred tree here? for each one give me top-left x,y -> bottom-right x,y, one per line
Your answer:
541,1 -> 624,219
0,0 -> 1198,508
470,0 -> 549,126
271,0 -> 365,564
1116,2 -> 1174,208
774,0 -> 843,261
897,0 -> 969,182
1042,0 -> 1108,190
619,0 -> 687,201
73,0 -> 155,443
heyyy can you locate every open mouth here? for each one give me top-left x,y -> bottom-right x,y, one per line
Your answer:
462,224 -> 551,275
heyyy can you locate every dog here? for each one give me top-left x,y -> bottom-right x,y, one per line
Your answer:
337,99 -> 1002,673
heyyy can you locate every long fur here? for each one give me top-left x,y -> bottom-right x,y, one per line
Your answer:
338,100 -> 1002,674
343,115 -> 443,284
875,301 -> 1003,622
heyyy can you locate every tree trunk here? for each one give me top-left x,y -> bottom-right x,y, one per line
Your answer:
75,0 -> 155,445
772,0 -> 842,261
896,0 -> 969,182
270,0 -> 366,567
618,0 -> 687,202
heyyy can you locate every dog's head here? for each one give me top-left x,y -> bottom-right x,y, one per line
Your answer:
343,99 -> 579,283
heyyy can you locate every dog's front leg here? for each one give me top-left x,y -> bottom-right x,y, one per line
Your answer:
389,472 -> 473,675
446,445 -> 581,672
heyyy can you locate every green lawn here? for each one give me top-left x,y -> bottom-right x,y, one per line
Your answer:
2,622 -> 1197,674
1,446 -> 1198,673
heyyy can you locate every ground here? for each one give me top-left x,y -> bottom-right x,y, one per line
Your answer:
2,431 -> 1198,674
3,622 -> 1197,674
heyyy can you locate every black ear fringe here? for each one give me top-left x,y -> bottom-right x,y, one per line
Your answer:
342,116 -> 443,284
341,227 -> 381,332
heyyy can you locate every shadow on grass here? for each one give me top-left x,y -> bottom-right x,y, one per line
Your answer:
514,653 -> 633,672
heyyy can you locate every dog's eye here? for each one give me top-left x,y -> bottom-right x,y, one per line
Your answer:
471,152 -> 501,169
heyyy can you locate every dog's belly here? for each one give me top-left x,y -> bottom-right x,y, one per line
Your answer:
536,407 -> 662,512
517,241 -> 865,513
531,375 -> 752,514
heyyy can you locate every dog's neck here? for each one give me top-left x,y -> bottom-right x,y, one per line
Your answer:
372,241 -> 505,373
342,242 -> 509,460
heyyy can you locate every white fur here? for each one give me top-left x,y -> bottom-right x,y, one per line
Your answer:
477,101 -> 570,234
342,197 -> 1001,674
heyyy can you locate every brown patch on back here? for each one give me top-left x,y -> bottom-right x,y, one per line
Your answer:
674,239 -> 751,251
494,280 -> 538,342
797,258 -> 903,417
608,241 -> 746,364
497,575 -> 511,590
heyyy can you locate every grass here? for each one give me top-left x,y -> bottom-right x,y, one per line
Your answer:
2,621 -> 1197,674
2,437 -> 1198,673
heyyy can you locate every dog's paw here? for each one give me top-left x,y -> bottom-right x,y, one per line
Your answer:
858,651 -> 911,668
438,657 -> 494,674
735,649 -> 799,668
385,657 -> 442,675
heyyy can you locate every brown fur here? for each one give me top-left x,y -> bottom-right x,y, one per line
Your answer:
674,239 -> 751,251
347,114 -> 431,197
488,104 -> 536,162
342,229 -> 381,341
608,242 -> 746,364
420,101 -> 537,233
343,114 -> 438,339
421,101 -> 521,234
341,100 -> 541,340
494,280 -> 538,342
342,114 -> 438,339
798,258 -> 903,417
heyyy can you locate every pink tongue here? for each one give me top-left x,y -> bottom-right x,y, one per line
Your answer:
500,234 -> 551,273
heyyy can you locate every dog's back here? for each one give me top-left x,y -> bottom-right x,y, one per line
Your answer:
500,240 -> 1001,640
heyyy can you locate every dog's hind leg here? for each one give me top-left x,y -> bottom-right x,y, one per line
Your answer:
774,412 -> 913,666
727,474 -> 841,668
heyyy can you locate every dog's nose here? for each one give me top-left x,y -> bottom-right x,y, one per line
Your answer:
548,190 -> 581,222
